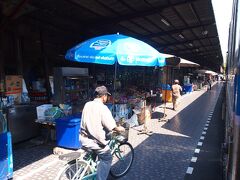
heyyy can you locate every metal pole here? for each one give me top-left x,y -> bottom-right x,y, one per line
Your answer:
113,61 -> 118,117
164,66 -> 168,118
160,66 -> 168,121
113,62 -> 117,92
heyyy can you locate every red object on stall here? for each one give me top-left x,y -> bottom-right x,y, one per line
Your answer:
28,91 -> 49,103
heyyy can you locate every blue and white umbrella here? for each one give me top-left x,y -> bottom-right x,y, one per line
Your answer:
65,33 -> 166,67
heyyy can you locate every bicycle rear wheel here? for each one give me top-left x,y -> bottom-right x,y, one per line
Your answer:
110,142 -> 134,178
57,160 -> 91,180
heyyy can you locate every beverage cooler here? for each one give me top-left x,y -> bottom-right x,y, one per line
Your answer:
53,67 -> 89,113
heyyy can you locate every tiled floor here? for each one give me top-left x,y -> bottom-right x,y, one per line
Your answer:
12,82 -> 223,180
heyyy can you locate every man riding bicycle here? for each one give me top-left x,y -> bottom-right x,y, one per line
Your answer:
80,85 -> 125,180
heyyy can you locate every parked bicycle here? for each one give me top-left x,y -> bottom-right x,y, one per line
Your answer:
56,130 -> 134,180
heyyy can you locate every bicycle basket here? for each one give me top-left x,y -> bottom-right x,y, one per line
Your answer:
113,121 -> 130,142
116,128 -> 129,142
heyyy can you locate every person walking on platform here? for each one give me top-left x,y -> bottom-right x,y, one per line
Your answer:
207,78 -> 212,90
171,79 -> 182,111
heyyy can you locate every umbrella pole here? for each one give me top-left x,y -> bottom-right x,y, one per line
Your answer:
114,62 -> 117,92
113,62 -> 117,118
164,67 -> 168,118
160,66 -> 168,121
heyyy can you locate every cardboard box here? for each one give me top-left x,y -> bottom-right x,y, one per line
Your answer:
5,75 -> 22,95
0,79 -> 4,92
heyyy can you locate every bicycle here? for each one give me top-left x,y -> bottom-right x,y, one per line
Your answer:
56,130 -> 134,180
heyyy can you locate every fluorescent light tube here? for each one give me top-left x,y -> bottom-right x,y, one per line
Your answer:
161,18 -> 170,26
179,34 -> 184,39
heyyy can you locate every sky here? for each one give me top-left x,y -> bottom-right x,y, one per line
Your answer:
211,0 -> 233,63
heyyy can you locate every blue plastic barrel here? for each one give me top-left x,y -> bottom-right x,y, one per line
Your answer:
161,84 -> 171,90
183,84 -> 193,94
56,114 -> 81,149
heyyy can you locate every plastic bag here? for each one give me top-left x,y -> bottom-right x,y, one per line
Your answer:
44,107 -> 64,121
126,114 -> 139,127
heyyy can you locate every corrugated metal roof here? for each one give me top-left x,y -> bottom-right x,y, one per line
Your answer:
0,0 -> 222,71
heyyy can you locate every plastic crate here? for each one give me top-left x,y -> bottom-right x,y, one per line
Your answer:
36,104 -> 53,120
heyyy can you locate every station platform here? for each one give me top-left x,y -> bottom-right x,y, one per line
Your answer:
117,81 -> 224,180
12,81 -> 225,180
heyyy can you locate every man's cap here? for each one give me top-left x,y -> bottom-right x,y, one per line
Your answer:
174,79 -> 179,84
95,86 -> 111,96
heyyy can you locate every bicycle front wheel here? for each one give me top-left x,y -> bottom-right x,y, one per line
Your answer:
57,160 -> 91,180
110,142 -> 134,178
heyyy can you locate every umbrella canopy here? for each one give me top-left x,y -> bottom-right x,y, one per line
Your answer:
194,69 -> 218,75
179,58 -> 200,67
65,34 -> 166,67
158,54 -> 199,67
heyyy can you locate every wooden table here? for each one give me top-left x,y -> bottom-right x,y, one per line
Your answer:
35,119 -> 55,143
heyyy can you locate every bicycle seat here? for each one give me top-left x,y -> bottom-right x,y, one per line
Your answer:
59,152 -> 81,162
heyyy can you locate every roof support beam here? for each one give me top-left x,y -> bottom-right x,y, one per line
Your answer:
175,51 -> 221,57
173,46 -> 221,54
158,35 -> 217,47
184,53 -> 223,60
1,0 -> 30,32
143,22 -> 215,38
67,0 -> 200,27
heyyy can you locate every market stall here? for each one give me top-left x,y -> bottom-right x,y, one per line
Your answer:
193,69 -> 218,90
3,32 -> 167,149
0,75 -> 42,144
63,33 -> 166,137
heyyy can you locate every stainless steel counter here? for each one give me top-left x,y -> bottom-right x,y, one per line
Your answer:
7,104 -> 41,144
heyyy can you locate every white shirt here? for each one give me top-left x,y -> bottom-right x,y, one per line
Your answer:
172,84 -> 182,97
80,98 -> 116,146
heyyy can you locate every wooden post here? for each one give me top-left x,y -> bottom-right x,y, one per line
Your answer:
16,37 -> 23,75
40,29 -> 51,102
0,33 -> 5,96
164,66 -> 168,118
159,66 -> 168,122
